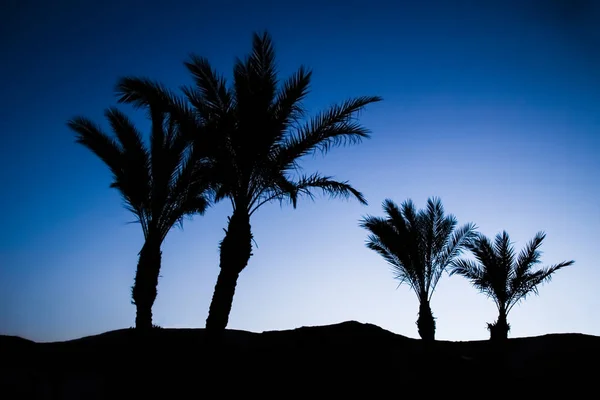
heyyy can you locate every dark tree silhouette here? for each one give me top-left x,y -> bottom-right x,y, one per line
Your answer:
450,231 -> 575,340
115,32 -> 382,332
360,197 -> 476,340
67,105 -> 211,330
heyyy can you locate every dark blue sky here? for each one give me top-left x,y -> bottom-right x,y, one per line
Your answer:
1,0 -> 599,342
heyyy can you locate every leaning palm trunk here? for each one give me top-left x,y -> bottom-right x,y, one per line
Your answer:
205,210 -> 253,332
488,308 -> 510,341
417,299 -> 436,341
131,239 -> 162,330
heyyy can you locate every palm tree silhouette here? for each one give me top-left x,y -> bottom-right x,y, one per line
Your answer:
360,197 -> 476,341
450,231 -> 574,340
67,106 -> 211,330
115,32 -> 382,332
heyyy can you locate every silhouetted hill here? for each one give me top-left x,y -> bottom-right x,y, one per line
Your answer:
2,321 -> 598,398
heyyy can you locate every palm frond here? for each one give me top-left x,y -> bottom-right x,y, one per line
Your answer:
433,221 -> 477,293
163,167 -> 212,237
386,199 -> 423,278
116,76 -> 202,151
251,171 -> 366,215
165,116 -> 193,186
421,198 -> 443,287
360,216 -> 421,294
471,233 -> 509,306
115,77 -> 187,113
449,258 -> 493,299
364,232 -> 401,268
104,108 -> 151,200
68,112 -> 152,236
148,106 -> 176,227
360,215 -> 410,269
246,31 -> 278,107
183,55 -> 232,119
507,259 -> 574,312
296,172 -> 366,203
513,231 -> 545,280
430,200 -> 457,257
494,231 -> 515,280
399,199 -> 428,295
276,96 -> 382,169
271,65 -> 312,132
249,170 -> 299,213
468,234 -> 498,276
381,199 -> 401,220
68,116 -> 123,177
105,108 -> 146,156
400,199 -> 419,232
232,32 -> 277,115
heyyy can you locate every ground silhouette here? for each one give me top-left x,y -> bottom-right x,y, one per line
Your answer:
2,321 -> 597,398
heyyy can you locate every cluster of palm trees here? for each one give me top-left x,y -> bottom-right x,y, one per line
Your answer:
68,32 -> 381,333
360,197 -> 574,341
68,32 -> 574,341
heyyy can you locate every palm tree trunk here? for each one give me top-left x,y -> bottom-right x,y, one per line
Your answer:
131,238 -> 162,330
417,299 -> 436,341
205,209 -> 253,332
489,308 -> 510,341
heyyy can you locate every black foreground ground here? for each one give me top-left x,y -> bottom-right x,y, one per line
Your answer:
1,320 -> 598,398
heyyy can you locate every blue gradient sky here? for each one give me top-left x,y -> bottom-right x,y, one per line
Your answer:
1,0 -> 599,342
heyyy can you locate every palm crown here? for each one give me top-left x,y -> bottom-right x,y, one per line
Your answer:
68,106 -> 210,242
118,33 -> 379,215
450,231 -> 574,339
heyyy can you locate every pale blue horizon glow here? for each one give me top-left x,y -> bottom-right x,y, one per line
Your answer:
1,0 -> 598,342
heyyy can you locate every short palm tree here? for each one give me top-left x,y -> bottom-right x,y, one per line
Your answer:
67,105 -> 211,329
115,32 -> 382,332
360,197 -> 476,341
449,231 -> 574,340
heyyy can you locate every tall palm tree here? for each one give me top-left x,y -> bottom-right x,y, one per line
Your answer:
115,32 -> 382,333
67,105 -> 211,330
450,231 -> 574,340
360,197 -> 476,341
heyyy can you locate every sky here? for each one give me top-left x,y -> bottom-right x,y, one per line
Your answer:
0,0 -> 599,343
